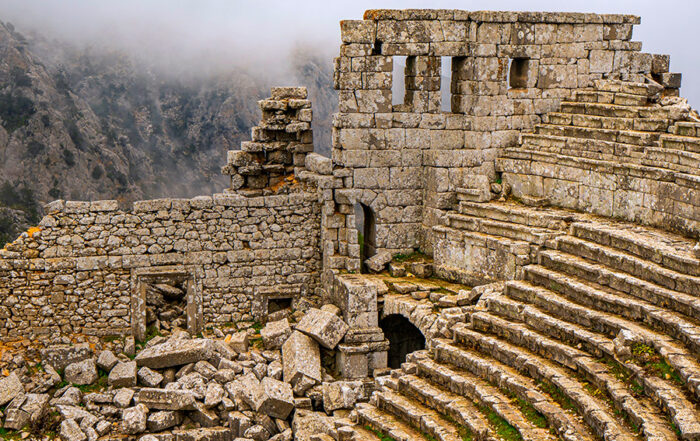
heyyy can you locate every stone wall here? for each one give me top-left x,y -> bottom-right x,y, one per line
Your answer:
329,9 -> 673,271
0,191 -> 322,340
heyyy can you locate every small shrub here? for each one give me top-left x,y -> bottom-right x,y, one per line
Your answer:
61,148 -> 75,167
0,92 -> 36,132
91,164 -> 104,180
26,140 -> 45,157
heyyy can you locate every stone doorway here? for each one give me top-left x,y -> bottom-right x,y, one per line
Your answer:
379,314 -> 426,368
356,203 -> 377,272
131,266 -> 202,341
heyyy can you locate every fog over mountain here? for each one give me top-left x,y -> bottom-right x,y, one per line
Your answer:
0,0 -> 696,246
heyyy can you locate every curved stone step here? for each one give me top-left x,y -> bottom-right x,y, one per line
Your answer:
399,355 -> 555,441
560,101 -> 642,119
529,258 -> 700,355
661,134 -> 700,154
373,387 -> 463,441
535,124 -> 660,147
347,425 -> 382,441
446,213 -> 558,245
488,291 -> 700,441
570,222 -> 700,278
505,279 -> 700,402
452,323 -> 638,441
393,365 -> 492,441
426,341 -> 596,441
544,112 -> 670,133
540,248 -> 700,323
457,200 -> 576,229
471,309 -> 687,441
356,402 -> 426,441
555,236 -> 700,298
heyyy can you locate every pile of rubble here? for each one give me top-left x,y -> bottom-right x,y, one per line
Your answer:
0,304 -> 378,441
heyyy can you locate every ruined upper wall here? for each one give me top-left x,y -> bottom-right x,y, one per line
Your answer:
328,9 -> 677,270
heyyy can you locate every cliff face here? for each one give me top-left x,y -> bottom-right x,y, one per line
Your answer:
0,21 -> 336,245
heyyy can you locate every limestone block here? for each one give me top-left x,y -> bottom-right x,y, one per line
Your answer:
305,153 -> 333,175
40,344 -> 93,371
322,381 -> 363,413
136,388 -> 197,411
0,372 -> 23,406
96,350 -> 118,372
537,64 -> 577,89
364,251 -> 393,273
172,427 -> 230,441
135,338 -> 214,369
261,319 -> 292,350
108,361 -> 137,388
226,332 -> 249,353
114,388 -> 134,408
59,419 -> 86,441
64,359 -> 98,386
260,377 -> 295,419
271,87 -> 308,100
296,308 -> 349,349
138,367 -> 164,387
589,50 -> 614,73
121,404 -> 148,435
282,331 -> 322,391
292,410 -> 336,441
147,410 -> 183,432
340,20 -> 376,43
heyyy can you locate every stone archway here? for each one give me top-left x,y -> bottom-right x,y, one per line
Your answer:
379,314 -> 426,369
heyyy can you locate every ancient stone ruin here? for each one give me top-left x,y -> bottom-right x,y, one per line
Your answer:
1,7 -> 700,441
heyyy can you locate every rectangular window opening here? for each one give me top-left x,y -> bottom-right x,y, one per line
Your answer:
440,57 -> 452,112
392,56 -> 407,106
509,58 -> 529,89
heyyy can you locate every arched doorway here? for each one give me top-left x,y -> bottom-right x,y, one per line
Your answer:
379,314 -> 426,369
355,203 -> 377,273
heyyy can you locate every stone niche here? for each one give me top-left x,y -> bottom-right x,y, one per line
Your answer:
130,266 -> 203,341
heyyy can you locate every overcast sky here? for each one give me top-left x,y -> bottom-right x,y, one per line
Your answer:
0,0 -> 696,105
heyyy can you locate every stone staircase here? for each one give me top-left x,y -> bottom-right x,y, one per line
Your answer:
351,200 -> 700,441
496,78 -> 700,236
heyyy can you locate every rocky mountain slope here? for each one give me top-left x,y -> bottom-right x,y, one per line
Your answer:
0,21 -> 335,246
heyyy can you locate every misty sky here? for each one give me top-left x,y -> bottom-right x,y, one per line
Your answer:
0,0 -> 697,105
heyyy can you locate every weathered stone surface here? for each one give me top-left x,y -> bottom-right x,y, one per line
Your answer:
322,381 -> 363,413
113,388 -> 134,408
0,372 -> 23,406
291,410 -> 335,441
96,350 -> 119,371
296,308 -> 349,349
108,361 -> 137,387
138,366 -> 164,387
136,388 -> 197,410
64,359 -> 98,386
226,332 -> 249,353
261,319 -> 292,350
173,427 -> 232,441
147,410 -> 183,432
282,331 -> 322,392
121,403 -> 148,435
59,419 -> 87,441
135,338 -> 214,369
41,344 -> 93,371
364,251 -> 393,273
259,377 -> 294,419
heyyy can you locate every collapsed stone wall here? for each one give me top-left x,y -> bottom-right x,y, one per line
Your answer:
329,9 -> 675,272
0,193 -> 321,340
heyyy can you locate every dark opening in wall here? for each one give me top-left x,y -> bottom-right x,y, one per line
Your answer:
440,57 -> 452,112
372,40 -> 383,56
144,275 -> 189,334
509,58 -> 529,89
379,314 -> 425,368
355,203 -> 377,272
391,56 -> 407,106
268,297 -> 292,315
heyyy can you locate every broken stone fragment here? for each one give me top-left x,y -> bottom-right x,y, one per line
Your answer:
364,250 -> 393,273
238,372 -> 265,411
296,308 -> 349,349
96,350 -> 119,372
261,318 -> 292,349
172,427 -> 231,441
64,359 -> 98,386
136,388 -> 197,410
121,403 -> 148,435
0,372 -> 24,406
40,344 -> 93,371
59,418 -> 87,441
190,401 -> 219,427
259,377 -> 295,419
695,242 -> 700,259
282,331 -> 321,394
322,381 -> 363,413
147,410 -> 183,432
113,388 -> 134,408
226,331 -> 249,353
135,338 -> 214,369
108,361 -> 137,388
138,366 -> 164,387
292,410 -> 336,441
204,382 -> 225,408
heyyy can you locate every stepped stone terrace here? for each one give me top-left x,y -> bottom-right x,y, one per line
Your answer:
0,8 -> 700,441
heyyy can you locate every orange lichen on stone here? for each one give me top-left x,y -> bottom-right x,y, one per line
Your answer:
270,174 -> 299,193
26,227 -> 41,238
